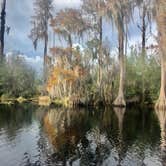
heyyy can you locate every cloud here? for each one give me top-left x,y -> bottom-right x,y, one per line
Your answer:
4,0 -> 157,60
4,0 -> 82,57
24,55 -> 43,75
6,51 -> 43,74
53,0 -> 82,8
22,55 -> 43,67
5,0 -> 35,56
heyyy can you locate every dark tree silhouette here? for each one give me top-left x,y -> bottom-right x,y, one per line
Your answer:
0,0 -> 6,60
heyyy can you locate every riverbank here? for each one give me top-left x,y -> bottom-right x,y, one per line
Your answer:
0,95 -> 155,109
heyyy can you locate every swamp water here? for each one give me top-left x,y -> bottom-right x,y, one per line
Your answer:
0,104 -> 165,166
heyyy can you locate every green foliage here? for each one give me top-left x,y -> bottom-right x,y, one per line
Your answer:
0,56 -> 38,98
126,47 -> 160,102
48,37 -> 161,105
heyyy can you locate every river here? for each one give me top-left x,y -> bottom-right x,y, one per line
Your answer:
0,103 -> 165,166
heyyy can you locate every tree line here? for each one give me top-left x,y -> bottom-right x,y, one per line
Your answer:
0,0 -> 166,108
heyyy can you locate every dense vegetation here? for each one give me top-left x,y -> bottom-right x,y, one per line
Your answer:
0,0 -> 165,108
0,56 -> 39,99
47,45 -> 160,106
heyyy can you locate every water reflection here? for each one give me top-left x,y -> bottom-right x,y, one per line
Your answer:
0,104 -> 163,166
155,109 -> 166,166
113,107 -> 125,166
43,107 -> 161,166
43,108 -> 114,165
0,104 -> 35,141
43,108 -> 89,165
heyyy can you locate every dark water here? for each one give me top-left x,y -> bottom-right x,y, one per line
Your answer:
0,104 -> 165,166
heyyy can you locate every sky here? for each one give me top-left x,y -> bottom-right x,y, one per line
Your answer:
5,0 -> 82,57
4,0 -> 82,72
4,0 -> 157,70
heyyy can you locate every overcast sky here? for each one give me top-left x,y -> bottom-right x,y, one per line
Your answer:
4,0 -> 157,58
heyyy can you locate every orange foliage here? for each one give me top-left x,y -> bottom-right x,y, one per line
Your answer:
49,47 -> 75,68
50,47 -> 72,57
50,8 -> 89,36
46,66 -> 85,97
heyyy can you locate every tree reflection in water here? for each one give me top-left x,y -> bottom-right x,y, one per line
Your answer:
43,108 -> 89,165
43,108 -> 113,165
42,107 -> 162,166
43,107 -> 126,166
113,107 -> 125,166
0,103 -> 163,166
155,109 -> 166,166
0,104 -> 161,166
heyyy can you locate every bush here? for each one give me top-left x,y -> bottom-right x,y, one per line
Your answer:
126,48 -> 160,102
0,56 -> 38,98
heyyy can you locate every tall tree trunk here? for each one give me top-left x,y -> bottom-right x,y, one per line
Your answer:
113,19 -> 126,107
156,53 -> 166,109
53,31 -> 55,47
155,0 -> 166,109
43,34 -> 48,82
44,35 -> 48,65
141,4 -> 146,104
125,23 -> 128,57
141,5 -> 146,54
43,16 -> 48,82
0,0 -> 6,61
68,34 -> 72,66
98,16 -> 103,95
